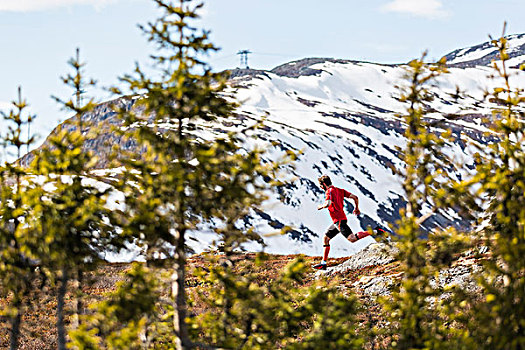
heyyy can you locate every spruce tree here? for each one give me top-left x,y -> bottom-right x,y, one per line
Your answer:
380,55 -> 472,349
0,87 -> 35,350
462,27 -> 525,350
69,263 -> 162,350
105,0 -> 283,348
187,255 -> 364,349
22,49 -> 120,350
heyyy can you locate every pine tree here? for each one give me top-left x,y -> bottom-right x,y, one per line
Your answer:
188,254 -> 364,349
462,26 -> 525,350
69,263 -> 162,350
380,55 -> 473,349
22,49 -> 121,350
104,0 -> 284,348
0,87 -> 36,350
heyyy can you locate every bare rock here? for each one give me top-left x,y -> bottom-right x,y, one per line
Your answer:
319,243 -> 398,277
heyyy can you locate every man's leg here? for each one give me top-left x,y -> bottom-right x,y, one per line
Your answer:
322,235 -> 331,262
354,227 -> 387,240
314,224 -> 338,269
345,226 -> 378,243
338,220 -> 361,243
354,231 -> 371,240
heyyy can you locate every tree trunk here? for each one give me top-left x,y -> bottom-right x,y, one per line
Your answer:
172,228 -> 190,350
57,267 -> 68,350
9,299 -> 22,350
71,269 -> 83,329
142,255 -> 151,348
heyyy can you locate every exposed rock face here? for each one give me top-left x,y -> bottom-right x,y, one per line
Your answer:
321,243 -> 398,275
270,58 -> 353,78
228,68 -> 269,80
19,96 -> 139,169
317,242 -> 484,297
434,256 -> 482,294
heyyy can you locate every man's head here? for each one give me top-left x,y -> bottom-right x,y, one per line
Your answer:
318,175 -> 332,190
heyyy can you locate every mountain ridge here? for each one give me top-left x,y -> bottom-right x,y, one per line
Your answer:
17,33 -> 525,260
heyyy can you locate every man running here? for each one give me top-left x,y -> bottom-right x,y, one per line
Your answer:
313,175 -> 374,270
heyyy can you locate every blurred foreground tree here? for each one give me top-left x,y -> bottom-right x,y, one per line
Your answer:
69,0 -> 285,348
70,263 -> 162,349
0,87 -> 36,350
22,49 -> 122,350
460,27 -> 525,350
380,55 -> 475,349
187,255 -> 364,350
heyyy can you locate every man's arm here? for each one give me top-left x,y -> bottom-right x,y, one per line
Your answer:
317,199 -> 332,210
347,193 -> 360,215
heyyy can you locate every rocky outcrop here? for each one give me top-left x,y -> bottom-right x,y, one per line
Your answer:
317,242 -> 484,297
320,243 -> 398,275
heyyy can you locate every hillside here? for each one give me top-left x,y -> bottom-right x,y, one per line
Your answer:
0,243 -> 486,349
17,34 -> 525,260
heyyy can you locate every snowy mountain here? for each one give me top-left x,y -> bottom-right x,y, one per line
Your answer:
445,33 -> 525,68
19,34 -> 525,260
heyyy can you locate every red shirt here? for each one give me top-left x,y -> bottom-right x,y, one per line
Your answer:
325,186 -> 353,223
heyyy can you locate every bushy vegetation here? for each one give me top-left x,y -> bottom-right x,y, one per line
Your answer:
0,1 -> 524,349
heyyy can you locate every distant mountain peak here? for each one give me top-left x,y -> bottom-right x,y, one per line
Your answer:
444,33 -> 525,68
270,58 -> 352,78
227,58 -> 400,80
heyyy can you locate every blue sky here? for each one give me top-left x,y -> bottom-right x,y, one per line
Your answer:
1,0 -> 525,153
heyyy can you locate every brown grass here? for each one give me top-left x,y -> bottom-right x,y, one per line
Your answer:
0,254 -> 395,349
